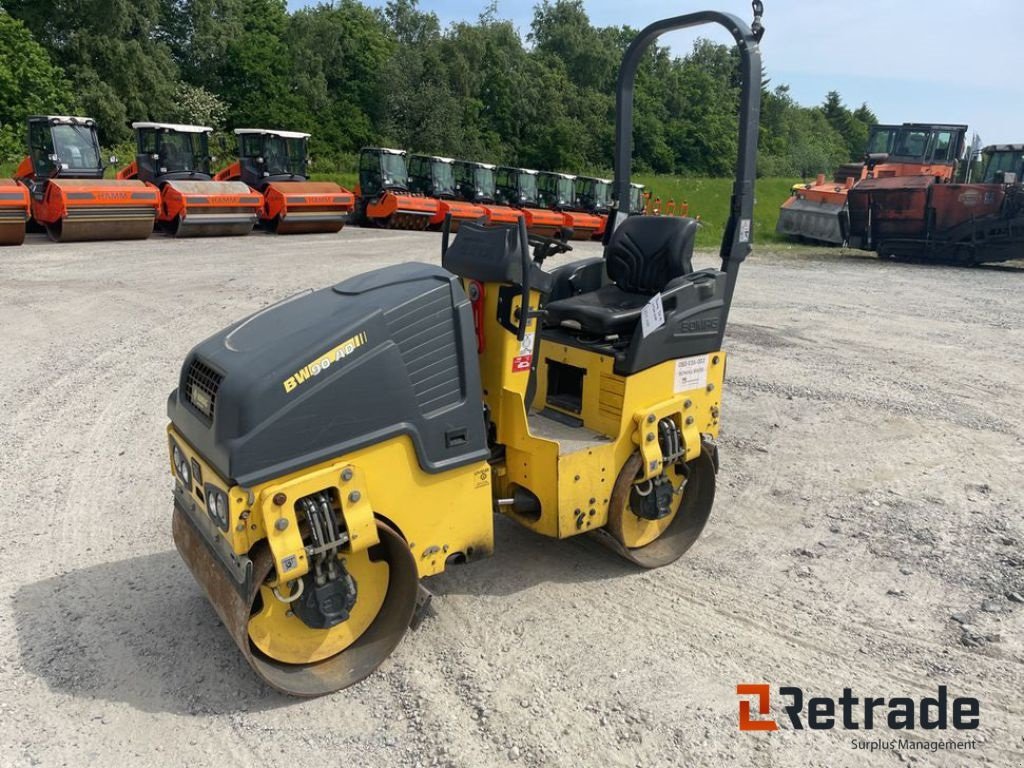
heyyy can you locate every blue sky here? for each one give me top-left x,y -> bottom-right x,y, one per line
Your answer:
287,0 -> 1022,145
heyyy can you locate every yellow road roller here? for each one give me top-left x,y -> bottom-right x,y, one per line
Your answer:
167,3 -> 765,696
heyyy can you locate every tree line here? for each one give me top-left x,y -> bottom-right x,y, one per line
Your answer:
0,0 -> 877,179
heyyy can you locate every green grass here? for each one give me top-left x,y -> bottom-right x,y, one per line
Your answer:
634,174 -> 800,248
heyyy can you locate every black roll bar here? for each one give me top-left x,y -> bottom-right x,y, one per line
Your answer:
609,2 -> 764,319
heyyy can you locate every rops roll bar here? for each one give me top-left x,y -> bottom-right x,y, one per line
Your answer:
608,2 -> 764,320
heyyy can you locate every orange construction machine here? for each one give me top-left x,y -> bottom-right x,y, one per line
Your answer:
15,115 -> 158,242
354,147 -> 439,229
495,166 -> 566,238
537,171 -> 604,241
118,123 -> 261,237
573,176 -> 611,239
451,160 -> 523,227
407,154 -> 488,230
215,129 -> 354,234
846,143 -> 1024,265
777,122 -> 968,244
0,178 -> 30,245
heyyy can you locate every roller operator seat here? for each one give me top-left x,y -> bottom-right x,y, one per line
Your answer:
544,215 -> 699,336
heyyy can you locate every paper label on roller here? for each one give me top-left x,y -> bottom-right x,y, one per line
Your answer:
674,356 -> 708,393
640,293 -> 665,338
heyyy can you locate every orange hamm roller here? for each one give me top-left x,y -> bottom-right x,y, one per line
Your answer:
15,115 -> 157,242
215,129 -> 354,234
118,123 -> 260,237
0,178 -> 29,245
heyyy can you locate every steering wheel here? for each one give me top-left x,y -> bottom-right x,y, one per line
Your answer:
528,232 -> 573,266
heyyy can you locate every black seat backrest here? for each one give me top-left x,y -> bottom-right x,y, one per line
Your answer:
605,216 -> 698,295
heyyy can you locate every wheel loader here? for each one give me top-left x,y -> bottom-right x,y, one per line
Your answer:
15,115 -> 159,242
537,171 -> 605,241
846,143 -> 1024,265
167,2 -> 765,697
214,129 -> 354,234
495,166 -> 568,238
451,160 -> 523,227
407,154 -> 488,230
354,147 -> 439,229
777,122 -> 968,244
117,123 -> 261,238
0,178 -> 30,246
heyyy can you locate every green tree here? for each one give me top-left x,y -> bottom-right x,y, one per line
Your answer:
5,0 -> 181,144
286,1 -> 393,161
0,11 -> 74,161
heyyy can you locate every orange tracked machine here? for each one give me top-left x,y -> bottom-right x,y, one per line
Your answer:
573,176 -> 612,239
215,129 -> 354,234
495,166 -> 566,238
452,161 -> 523,227
118,123 -> 260,237
407,154 -> 487,230
777,123 -> 968,244
15,115 -> 158,242
354,148 -> 439,229
538,171 -> 604,241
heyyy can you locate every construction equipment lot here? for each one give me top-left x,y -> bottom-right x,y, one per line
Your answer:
1,230 -> 1021,767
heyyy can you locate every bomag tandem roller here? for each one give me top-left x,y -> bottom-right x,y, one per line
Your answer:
354,148 -> 439,229
407,154 -> 488,230
495,166 -> 567,238
452,160 -> 523,227
0,178 -> 29,246
215,129 -> 354,234
167,2 -> 764,696
15,115 -> 158,242
118,123 -> 261,238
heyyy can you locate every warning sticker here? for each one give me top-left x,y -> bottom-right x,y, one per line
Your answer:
512,333 -> 534,372
674,355 -> 708,393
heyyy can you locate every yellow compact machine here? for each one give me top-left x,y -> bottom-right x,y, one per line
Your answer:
167,4 -> 764,696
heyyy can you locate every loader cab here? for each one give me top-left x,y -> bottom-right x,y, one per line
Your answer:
865,124 -> 900,156
408,154 -> 457,199
886,123 -> 968,166
25,115 -> 104,181
537,172 -> 576,210
574,176 -> 611,214
981,145 -> 1024,184
453,161 -> 498,204
358,147 -> 410,197
132,123 -> 213,183
495,167 -> 540,207
235,129 -> 310,190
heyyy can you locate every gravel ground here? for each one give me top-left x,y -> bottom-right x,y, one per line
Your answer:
0,228 -> 1021,768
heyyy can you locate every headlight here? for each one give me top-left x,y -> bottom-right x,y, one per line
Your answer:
171,441 -> 191,486
205,485 -> 230,531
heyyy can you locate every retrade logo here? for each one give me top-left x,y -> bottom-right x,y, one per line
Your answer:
736,685 -> 980,732
737,684 -> 778,731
